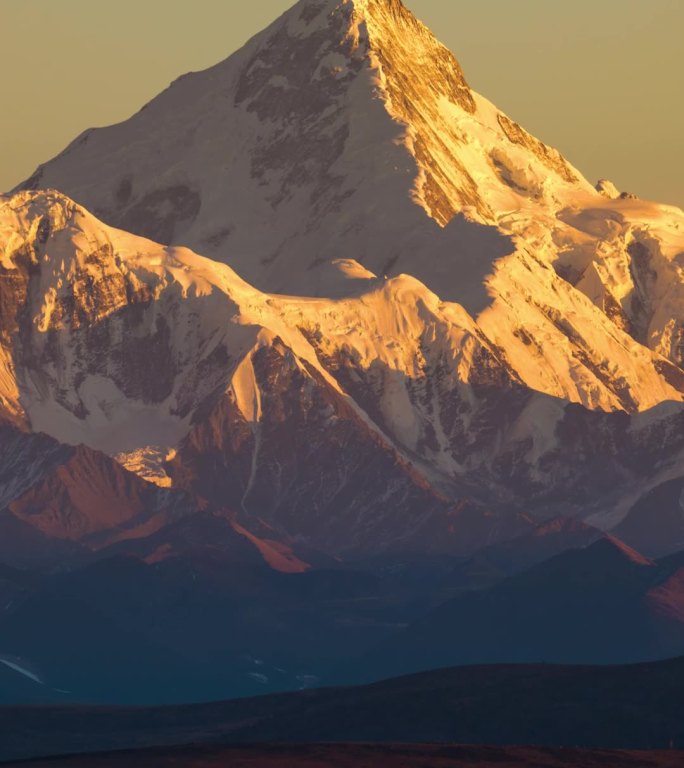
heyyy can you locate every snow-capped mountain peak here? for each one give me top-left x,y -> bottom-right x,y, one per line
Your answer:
4,0 -> 684,557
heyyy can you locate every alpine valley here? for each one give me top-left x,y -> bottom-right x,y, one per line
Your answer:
2,0 -> 684,713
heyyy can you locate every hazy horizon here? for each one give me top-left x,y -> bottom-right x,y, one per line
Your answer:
2,0 -> 682,208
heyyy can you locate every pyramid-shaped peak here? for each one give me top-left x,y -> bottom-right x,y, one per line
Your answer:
294,0 -> 418,22
281,0 -> 475,113
231,0 -> 479,224
18,0 -> 592,302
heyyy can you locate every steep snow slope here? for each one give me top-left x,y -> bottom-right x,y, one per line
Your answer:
16,0 -> 684,414
554,198 -> 684,369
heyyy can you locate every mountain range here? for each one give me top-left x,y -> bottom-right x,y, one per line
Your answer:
1,0 -> 684,707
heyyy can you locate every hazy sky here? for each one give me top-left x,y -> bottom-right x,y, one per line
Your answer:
2,0 -> 682,208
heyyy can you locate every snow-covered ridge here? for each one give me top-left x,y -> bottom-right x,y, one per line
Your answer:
2,187 -> 681,462
2,189 -> 684,542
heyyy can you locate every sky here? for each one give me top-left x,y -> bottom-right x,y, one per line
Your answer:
1,0 -> 682,208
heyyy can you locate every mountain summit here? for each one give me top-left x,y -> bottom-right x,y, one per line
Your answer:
4,0 -> 684,559
18,0 -> 592,292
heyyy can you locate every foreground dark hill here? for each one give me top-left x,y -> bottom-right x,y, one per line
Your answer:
8,744 -> 684,768
3,657 -> 684,762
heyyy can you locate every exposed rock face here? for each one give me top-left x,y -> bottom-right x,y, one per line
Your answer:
596,179 -> 621,200
0,423 -> 197,568
166,336 -> 535,555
